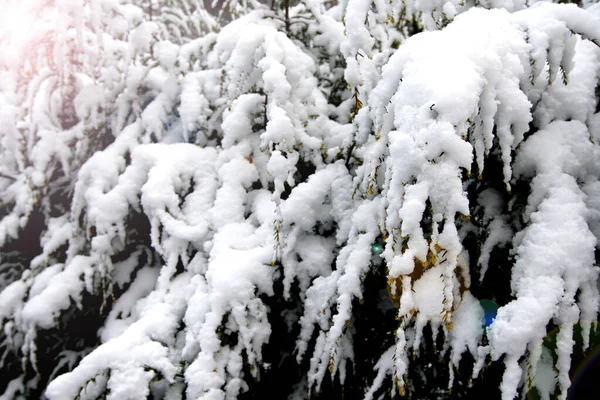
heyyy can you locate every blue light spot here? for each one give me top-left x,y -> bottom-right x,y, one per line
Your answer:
371,243 -> 384,255
479,299 -> 499,328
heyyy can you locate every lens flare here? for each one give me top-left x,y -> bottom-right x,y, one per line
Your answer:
0,1 -> 37,47
567,341 -> 600,399
479,299 -> 499,328
524,322 -> 600,400
371,242 -> 384,255
0,0 -> 60,73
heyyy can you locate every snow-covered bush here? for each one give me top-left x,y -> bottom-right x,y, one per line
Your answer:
1,0 -> 600,399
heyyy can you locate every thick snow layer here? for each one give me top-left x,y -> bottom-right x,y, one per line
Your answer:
1,2 -> 599,400
489,121 -> 599,400
346,3 -> 600,399
0,4 -> 357,398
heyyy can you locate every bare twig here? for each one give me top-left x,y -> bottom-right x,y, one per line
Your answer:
0,172 -> 17,181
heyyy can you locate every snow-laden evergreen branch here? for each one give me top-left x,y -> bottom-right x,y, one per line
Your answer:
315,2 -> 600,398
1,1 -> 600,399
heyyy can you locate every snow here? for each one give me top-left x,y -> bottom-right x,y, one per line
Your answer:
183,222 -> 274,399
0,279 -> 28,321
450,292 -> 484,366
0,2 -> 599,400
347,3 -> 600,399
298,198 -> 380,387
46,316 -> 179,400
0,378 -> 23,400
489,121 -> 599,399
477,189 -> 512,281
101,265 -> 159,342
155,41 -> 180,69
22,256 -> 97,329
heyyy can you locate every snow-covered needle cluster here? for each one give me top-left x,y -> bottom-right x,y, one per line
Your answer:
1,0 -> 600,399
